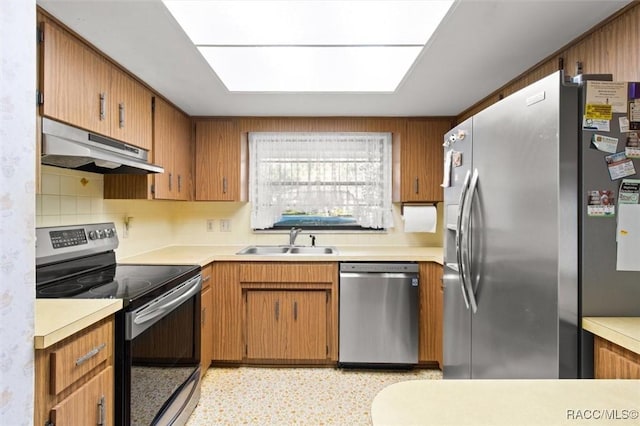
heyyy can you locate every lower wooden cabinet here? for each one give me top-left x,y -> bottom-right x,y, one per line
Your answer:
211,262 -> 244,361
594,335 -> 640,379
35,316 -> 115,426
418,262 -> 443,368
245,290 -> 328,360
200,263 -> 213,377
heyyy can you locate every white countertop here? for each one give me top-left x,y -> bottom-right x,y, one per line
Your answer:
582,317 -> 640,354
34,299 -> 122,349
371,379 -> 640,426
119,245 -> 443,266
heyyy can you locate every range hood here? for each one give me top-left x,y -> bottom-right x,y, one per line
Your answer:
41,117 -> 164,174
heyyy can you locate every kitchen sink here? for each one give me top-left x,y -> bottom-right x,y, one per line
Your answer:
236,245 -> 338,255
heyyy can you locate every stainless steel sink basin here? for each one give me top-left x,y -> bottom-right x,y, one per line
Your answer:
236,245 -> 290,255
288,246 -> 337,254
236,245 -> 337,255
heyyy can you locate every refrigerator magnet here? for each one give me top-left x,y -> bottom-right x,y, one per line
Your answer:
582,116 -> 610,131
625,132 -> 640,158
605,151 -> 636,180
452,151 -> 462,167
587,190 -> 615,217
591,134 -> 618,153
619,179 -> 640,204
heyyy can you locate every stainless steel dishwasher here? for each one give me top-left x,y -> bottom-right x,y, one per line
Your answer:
339,262 -> 420,367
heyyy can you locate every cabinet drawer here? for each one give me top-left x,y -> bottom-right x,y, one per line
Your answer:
50,366 -> 113,426
50,319 -> 113,395
240,262 -> 336,283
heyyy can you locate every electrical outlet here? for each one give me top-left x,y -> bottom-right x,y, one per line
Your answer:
206,219 -> 215,232
220,219 -> 231,232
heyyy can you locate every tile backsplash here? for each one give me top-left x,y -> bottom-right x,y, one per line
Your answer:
38,166 -> 443,259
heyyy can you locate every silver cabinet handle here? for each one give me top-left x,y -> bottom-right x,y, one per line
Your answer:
202,275 -> 211,283
456,170 -> 472,310
413,177 -> 419,194
275,300 -> 279,320
168,172 -> 173,191
97,395 -> 105,426
75,342 -> 106,366
222,177 -> 228,194
99,93 -> 105,121
202,307 -> 206,325
178,175 -> 182,192
293,301 -> 298,321
119,103 -> 125,128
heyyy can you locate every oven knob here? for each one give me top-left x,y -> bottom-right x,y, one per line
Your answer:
104,228 -> 113,238
88,231 -> 97,240
95,229 -> 104,239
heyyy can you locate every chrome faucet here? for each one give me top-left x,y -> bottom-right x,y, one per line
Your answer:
289,227 -> 302,246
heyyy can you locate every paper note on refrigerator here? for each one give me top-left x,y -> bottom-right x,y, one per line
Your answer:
616,204 -> 640,271
441,150 -> 453,188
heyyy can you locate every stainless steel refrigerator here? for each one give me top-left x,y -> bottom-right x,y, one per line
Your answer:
442,71 -> 640,379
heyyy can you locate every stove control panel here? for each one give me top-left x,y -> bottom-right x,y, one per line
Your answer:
36,222 -> 119,266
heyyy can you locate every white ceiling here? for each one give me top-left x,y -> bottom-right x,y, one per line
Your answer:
38,0 -> 631,117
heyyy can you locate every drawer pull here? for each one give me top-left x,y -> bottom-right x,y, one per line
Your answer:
97,395 -> 106,426
76,343 -> 106,366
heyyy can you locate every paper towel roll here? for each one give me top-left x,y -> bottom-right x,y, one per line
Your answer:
403,205 -> 437,233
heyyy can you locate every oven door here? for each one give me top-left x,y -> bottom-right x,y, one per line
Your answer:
123,274 -> 202,426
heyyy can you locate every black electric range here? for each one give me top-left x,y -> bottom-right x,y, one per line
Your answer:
35,222 -> 203,426
35,223 -> 199,309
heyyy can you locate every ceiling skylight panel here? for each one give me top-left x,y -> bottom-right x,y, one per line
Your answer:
164,0 -> 454,45
198,46 -> 423,92
163,0 -> 455,92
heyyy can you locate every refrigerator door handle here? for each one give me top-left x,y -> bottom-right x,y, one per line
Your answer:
456,170 -> 472,310
461,168 -> 479,313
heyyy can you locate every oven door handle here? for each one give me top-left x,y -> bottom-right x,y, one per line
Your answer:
135,276 -> 202,325
127,274 -> 201,340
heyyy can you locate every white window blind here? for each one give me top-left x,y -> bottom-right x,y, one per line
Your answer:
249,132 -> 394,230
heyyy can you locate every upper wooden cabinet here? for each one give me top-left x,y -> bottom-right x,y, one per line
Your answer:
104,98 -> 192,200
39,18 -> 152,151
195,119 -> 247,201
152,98 -> 192,200
400,119 -> 453,202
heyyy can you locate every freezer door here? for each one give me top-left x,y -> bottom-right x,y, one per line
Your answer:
442,263 -> 471,379
468,72 -> 579,378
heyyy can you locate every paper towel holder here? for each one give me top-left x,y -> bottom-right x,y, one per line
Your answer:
401,202 -> 437,215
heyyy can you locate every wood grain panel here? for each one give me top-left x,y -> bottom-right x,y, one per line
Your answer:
103,174 -> 150,199
195,119 -> 244,201
594,335 -> 640,379
153,96 -> 176,200
50,318 -> 112,395
245,291 -> 288,359
200,285 -> 213,377
40,20 -> 85,126
51,366 -> 113,426
34,316 -> 114,426
458,2 -> 639,121
211,262 -> 244,361
81,45 -> 111,136
239,262 -> 336,283
110,67 -> 153,151
402,119 -> 453,202
418,262 -> 443,367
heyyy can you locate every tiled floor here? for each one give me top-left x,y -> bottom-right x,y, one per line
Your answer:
186,366 -> 441,425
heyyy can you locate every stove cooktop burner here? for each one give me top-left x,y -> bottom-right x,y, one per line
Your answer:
36,263 -> 200,306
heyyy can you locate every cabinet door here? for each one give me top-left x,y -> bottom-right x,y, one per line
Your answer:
174,108 -> 192,200
110,68 -> 153,151
200,285 -> 213,377
50,366 -> 114,426
402,119 -> 452,202
152,97 -> 176,199
81,46 -> 111,136
40,21 -> 85,127
246,291 -> 287,359
211,263 -> 243,361
418,262 -> 443,367
286,291 -> 327,360
594,336 -> 640,379
246,290 -> 327,360
195,119 -> 242,201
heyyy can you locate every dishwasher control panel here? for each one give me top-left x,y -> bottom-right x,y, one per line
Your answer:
339,262 -> 419,273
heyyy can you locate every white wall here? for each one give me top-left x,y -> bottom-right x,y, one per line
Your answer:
0,1 -> 36,424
